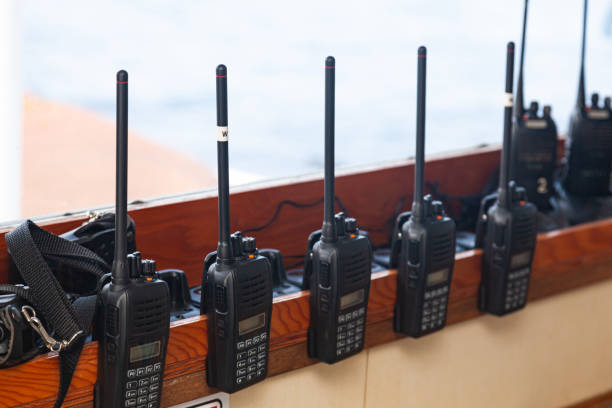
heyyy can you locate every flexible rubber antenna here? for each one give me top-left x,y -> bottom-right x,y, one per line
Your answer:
216,64 -> 232,262
112,70 -> 129,284
412,46 -> 427,222
499,43 -> 516,210
516,0 -> 528,118
577,0 -> 588,109
321,56 -> 337,243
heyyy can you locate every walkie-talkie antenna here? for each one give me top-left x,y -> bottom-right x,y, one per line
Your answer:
113,70 -> 129,284
321,56 -> 337,243
515,0 -> 528,118
500,43 -> 516,210
412,47 -> 427,222
577,0 -> 588,109
216,64 -> 232,262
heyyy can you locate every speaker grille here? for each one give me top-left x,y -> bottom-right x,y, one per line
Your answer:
134,298 -> 166,336
514,213 -> 535,248
342,250 -> 370,287
431,233 -> 453,267
238,273 -> 267,310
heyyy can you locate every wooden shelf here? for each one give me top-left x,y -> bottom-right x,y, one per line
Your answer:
0,217 -> 610,407
1,141 -> 610,407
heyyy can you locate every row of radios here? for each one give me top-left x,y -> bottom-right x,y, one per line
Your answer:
94,2 -> 609,407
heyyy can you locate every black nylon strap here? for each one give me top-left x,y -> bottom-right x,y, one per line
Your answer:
5,220 -> 110,407
0,284 -> 37,305
6,221 -> 84,341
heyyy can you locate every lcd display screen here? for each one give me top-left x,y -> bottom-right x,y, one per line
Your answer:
511,251 -> 531,269
426,268 -> 449,287
340,289 -> 365,310
129,341 -> 161,363
239,313 -> 266,335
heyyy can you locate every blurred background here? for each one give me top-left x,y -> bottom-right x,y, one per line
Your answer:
0,0 -> 610,223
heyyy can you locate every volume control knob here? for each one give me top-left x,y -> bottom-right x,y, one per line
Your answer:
142,259 -> 157,277
242,236 -> 256,254
591,93 -> 600,108
345,218 -> 357,233
431,201 -> 444,218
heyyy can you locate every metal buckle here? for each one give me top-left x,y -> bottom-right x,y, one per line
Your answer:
21,306 -> 82,353
85,210 -> 104,224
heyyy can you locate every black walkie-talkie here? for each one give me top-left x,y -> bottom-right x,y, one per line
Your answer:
307,57 -> 373,364
96,71 -> 170,408
510,0 -> 558,211
478,43 -> 538,316
564,0 -> 612,197
393,47 -> 456,337
202,65 -> 273,393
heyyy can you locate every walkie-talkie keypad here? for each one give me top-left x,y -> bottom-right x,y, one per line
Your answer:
235,332 -> 267,386
124,362 -> 162,408
335,306 -> 366,357
421,285 -> 449,332
504,267 -> 529,311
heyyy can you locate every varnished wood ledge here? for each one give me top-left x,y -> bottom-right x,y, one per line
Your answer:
0,217 -> 610,408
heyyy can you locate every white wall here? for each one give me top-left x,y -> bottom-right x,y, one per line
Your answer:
231,280 -> 612,408
0,0 -> 22,220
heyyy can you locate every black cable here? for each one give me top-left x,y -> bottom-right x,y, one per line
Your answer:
242,198 -> 323,234
242,195 -> 352,234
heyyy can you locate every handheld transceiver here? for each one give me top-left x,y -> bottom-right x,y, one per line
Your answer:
95,71 -> 170,408
510,0 -> 559,211
202,65 -> 273,393
306,57 -> 373,364
478,43 -> 538,316
393,47 -> 456,337
564,0 -> 611,197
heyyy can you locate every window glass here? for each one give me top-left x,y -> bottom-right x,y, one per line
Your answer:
0,0 -> 609,223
